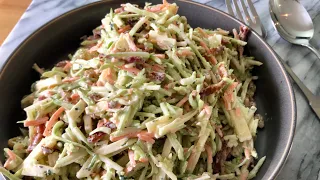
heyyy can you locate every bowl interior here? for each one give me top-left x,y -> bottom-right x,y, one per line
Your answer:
0,0 -> 295,179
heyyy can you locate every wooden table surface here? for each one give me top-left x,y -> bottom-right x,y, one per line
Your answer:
0,0 -> 31,45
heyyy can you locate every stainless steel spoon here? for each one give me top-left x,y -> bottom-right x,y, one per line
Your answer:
269,0 -> 320,59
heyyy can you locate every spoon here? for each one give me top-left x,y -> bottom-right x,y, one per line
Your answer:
269,0 -> 320,59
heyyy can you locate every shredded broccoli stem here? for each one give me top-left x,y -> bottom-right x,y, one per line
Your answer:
2,2 -> 265,180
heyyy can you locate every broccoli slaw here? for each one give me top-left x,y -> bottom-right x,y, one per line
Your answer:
1,1 -> 266,180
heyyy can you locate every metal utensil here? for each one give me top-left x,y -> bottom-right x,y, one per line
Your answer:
226,0 -> 266,38
226,0 -> 320,119
269,0 -> 320,59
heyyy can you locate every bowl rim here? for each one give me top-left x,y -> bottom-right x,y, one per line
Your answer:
0,0 -> 296,179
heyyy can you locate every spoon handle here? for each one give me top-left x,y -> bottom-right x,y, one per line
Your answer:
277,54 -> 315,101
304,43 -> 320,60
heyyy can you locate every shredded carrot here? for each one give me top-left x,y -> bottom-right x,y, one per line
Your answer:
235,107 -> 242,117
177,50 -> 194,57
204,145 -> 213,164
199,41 -> 211,54
6,149 -> 16,161
119,65 -> 141,75
70,93 -> 80,101
154,54 -> 166,59
146,4 -> 165,12
3,159 -> 12,169
139,157 -> 149,163
63,61 -> 72,71
208,55 -> 217,65
176,95 -> 188,107
214,125 -> 223,137
198,28 -> 209,38
43,107 -> 65,136
118,25 -> 131,33
128,150 -> 137,167
137,133 -> 155,144
203,104 -> 211,115
240,171 -> 249,180
24,117 -> 49,127
62,76 -> 80,83
110,130 -> 154,143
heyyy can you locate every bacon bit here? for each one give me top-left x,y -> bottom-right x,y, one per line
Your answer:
41,146 -> 54,155
62,76 -> 80,83
89,41 -> 103,52
89,93 -> 102,102
87,132 -> 106,143
198,28 -> 209,38
24,117 -> 49,127
127,56 -> 143,63
28,125 -> 45,152
115,7 -> 125,13
176,95 -> 188,107
154,54 -> 166,59
222,82 -> 238,110
210,46 -> 224,55
136,44 -> 145,49
239,25 -> 249,41
183,102 -> 191,112
152,64 -> 165,72
238,46 -> 244,58
97,119 -> 116,129
205,145 -> 213,164
118,25 -> 131,33
43,107 -> 65,136
218,64 -> 228,78
56,60 -> 69,68
119,65 -> 141,75
200,80 -> 226,97
128,150 -> 137,167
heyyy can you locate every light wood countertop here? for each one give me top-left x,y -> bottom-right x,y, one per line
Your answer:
0,0 -> 31,45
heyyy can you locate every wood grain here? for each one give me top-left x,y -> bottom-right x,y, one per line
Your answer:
0,0 -> 31,45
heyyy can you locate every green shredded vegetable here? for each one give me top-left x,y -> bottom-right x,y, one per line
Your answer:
1,1 -> 265,180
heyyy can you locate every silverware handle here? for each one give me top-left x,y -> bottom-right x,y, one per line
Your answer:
304,43 -> 320,60
277,54 -> 315,101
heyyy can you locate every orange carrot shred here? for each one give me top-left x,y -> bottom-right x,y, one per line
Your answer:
43,107 -> 65,136
24,117 -> 49,127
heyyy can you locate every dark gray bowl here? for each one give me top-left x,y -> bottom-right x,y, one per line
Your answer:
0,0 -> 296,179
